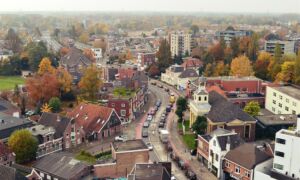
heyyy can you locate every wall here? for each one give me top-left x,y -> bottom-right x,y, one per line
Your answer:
254,158 -> 275,180
223,159 -> 252,180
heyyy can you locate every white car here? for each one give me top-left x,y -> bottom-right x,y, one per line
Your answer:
171,176 -> 176,180
146,143 -> 153,151
114,135 -> 127,142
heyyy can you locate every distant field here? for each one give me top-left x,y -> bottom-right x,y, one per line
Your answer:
0,76 -> 25,91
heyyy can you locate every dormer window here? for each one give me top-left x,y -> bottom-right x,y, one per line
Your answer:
199,96 -> 201,101
204,96 -> 207,101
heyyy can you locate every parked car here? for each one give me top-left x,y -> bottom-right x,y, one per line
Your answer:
147,115 -> 153,121
159,122 -> 164,128
158,84 -> 163,88
171,175 -> 176,180
186,169 -> 197,180
190,149 -> 197,156
160,117 -> 166,123
146,142 -> 153,151
114,135 -> 127,142
166,105 -> 172,113
150,81 -> 156,85
156,100 -> 161,107
143,121 -> 150,128
142,129 -> 148,137
164,88 -> 170,92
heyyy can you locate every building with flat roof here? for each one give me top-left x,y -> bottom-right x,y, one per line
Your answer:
128,162 -> 171,180
265,86 -> 300,115
170,31 -> 192,57
264,40 -> 295,55
215,27 -> 252,45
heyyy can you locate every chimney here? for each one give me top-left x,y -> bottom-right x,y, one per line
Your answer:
226,136 -> 231,151
297,114 -> 300,132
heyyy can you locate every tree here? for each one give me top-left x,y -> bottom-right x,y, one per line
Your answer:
93,38 -> 107,53
239,37 -> 251,55
204,63 -> 214,77
38,57 -> 56,75
243,101 -> 260,116
78,65 -> 102,101
192,116 -> 207,135
57,68 -> 73,93
49,97 -> 61,112
25,41 -> 49,71
147,64 -> 160,77
248,33 -> 259,61
268,44 -> 283,81
230,37 -> 240,58
83,49 -> 96,62
213,61 -> 228,76
175,107 -> 184,122
208,43 -> 224,61
190,25 -> 199,36
26,73 -> 60,104
60,47 -> 70,56
156,39 -> 172,72
294,52 -> 300,85
79,32 -> 89,44
254,52 -> 272,80
41,103 -> 52,113
5,28 -> 22,53
8,129 -> 38,163
230,55 -> 253,77
176,97 -> 187,111
276,61 -> 295,83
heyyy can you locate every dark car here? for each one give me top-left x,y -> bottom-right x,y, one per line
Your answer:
190,149 -> 197,156
142,129 -> 148,137
186,169 -> 197,180
166,106 -> 172,113
164,88 -> 170,92
160,117 -> 166,123
156,100 -> 162,107
159,122 -> 164,128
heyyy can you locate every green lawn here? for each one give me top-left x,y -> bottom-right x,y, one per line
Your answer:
0,76 -> 25,91
75,151 -> 96,164
182,134 -> 197,150
178,120 -> 190,130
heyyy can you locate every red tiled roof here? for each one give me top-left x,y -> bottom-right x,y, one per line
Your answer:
117,68 -> 136,80
206,85 -> 226,98
181,58 -> 203,69
0,141 -> 11,156
67,103 -> 113,133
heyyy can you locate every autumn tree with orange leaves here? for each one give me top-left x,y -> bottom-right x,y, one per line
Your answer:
38,57 -> 56,75
230,55 -> 253,77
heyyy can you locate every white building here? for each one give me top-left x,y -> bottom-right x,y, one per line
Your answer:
264,40 -> 295,55
170,31 -> 192,57
161,64 -> 184,86
265,86 -> 300,115
91,48 -> 103,61
272,115 -> 300,179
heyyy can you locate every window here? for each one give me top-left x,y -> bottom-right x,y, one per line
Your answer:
40,173 -> 44,178
279,95 -> 282,100
215,154 -> 219,162
66,134 -> 69,138
121,110 -> 126,117
272,107 -> 276,112
278,103 -> 282,108
275,151 -> 285,157
285,107 -> 289,111
292,110 -> 296,115
274,163 -> 284,170
111,103 -> 115,107
276,138 -> 286,144
273,100 -> 276,104
225,161 -> 230,168
235,166 -> 240,174
273,92 -> 277,97
198,96 -> 201,101
204,96 -> 207,101
121,103 -> 126,107
47,175 -> 51,180
236,88 -> 240,92
245,171 -> 251,178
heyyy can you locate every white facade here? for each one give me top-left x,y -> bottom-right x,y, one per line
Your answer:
272,116 -> 300,179
209,136 -> 227,179
265,86 -> 300,115
91,48 -> 103,61
254,159 -> 276,180
170,32 -> 192,57
264,40 -> 295,55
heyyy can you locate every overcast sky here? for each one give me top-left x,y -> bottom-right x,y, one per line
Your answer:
0,0 -> 299,14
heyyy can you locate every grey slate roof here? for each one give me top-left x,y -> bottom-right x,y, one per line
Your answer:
60,47 -> 92,68
38,112 -> 70,139
207,91 -> 256,123
0,98 -> 19,115
224,143 -> 272,170
33,152 -> 89,179
0,165 -> 27,180
0,113 -> 33,140
179,69 -> 198,78
217,134 -> 244,151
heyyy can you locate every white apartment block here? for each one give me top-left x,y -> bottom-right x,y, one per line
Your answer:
170,31 -> 192,57
264,40 -> 295,56
265,86 -> 300,115
91,48 -> 103,61
273,115 -> 300,179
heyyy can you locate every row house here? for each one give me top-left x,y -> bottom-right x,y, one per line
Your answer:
28,124 -> 63,159
189,77 -> 257,141
38,112 -> 85,149
0,141 -> 15,166
197,128 -> 243,178
67,103 -> 122,141
108,97 -> 133,123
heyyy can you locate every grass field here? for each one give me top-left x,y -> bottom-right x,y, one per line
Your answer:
182,134 -> 197,150
0,76 -> 25,91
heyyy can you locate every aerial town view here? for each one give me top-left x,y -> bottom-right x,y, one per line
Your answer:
0,0 -> 299,180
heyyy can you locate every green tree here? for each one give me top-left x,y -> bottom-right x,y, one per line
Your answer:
192,116 -> 207,135
176,97 -> 187,111
156,39 -> 172,72
248,33 -> 259,61
25,41 -> 49,71
49,97 -> 61,112
5,28 -> 22,53
175,107 -> 184,122
204,63 -> 214,77
230,37 -> 240,58
268,44 -> 283,81
8,129 -> 38,163
243,101 -> 260,116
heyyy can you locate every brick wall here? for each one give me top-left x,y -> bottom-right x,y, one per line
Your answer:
223,159 -> 251,180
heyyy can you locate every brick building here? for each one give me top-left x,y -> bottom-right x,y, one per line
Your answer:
108,98 -> 133,123
38,112 -> 85,149
0,141 -> 15,166
94,140 -> 150,178
67,103 -> 122,141
223,143 -> 273,180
